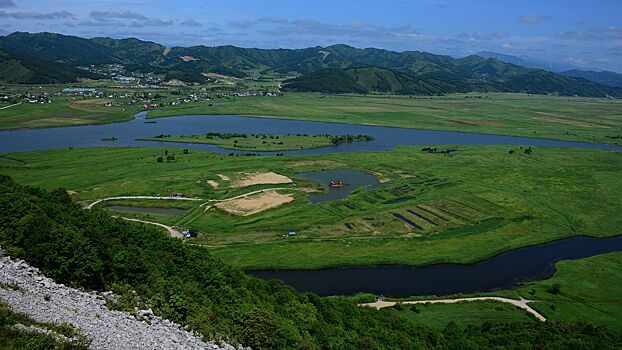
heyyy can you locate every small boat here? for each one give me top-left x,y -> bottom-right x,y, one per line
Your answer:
329,180 -> 349,187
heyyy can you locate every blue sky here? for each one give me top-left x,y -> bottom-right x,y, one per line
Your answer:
1,0 -> 621,72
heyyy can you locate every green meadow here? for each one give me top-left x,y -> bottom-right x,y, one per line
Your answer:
149,93 -> 622,145
1,145 -> 621,270
0,97 -> 137,129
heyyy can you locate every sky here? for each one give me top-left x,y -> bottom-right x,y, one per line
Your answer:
1,0 -> 621,72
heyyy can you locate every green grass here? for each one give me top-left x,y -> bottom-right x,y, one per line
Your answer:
391,301 -> 537,329
137,133 -> 373,152
0,97 -> 138,129
1,145 -> 621,270
149,93 -> 622,145
491,252 -> 622,329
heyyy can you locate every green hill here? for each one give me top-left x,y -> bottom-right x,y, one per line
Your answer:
560,69 -> 622,88
283,66 -> 621,97
0,48 -> 100,84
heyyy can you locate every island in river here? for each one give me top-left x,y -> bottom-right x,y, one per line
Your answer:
136,132 -> 374,152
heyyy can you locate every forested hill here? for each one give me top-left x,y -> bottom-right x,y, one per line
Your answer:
1,175 -> 622,349
0,48 -> 100,84
1,31 -> 621,97
283,66 -> 622,97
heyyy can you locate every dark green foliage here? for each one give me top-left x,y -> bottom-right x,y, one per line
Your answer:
0,176 -> 621,349
560,69 -> 622,88
0,48 -> 100,84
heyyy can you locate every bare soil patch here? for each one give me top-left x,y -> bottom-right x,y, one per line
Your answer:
180,55 -> 197,62
232,172 -> 292,188
207,180 -> 219,188
216,190 -> 294,216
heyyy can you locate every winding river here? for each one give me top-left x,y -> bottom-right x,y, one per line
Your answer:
248,235 -> 622,297
1,112 -> 621,154
3,113 -> 622,297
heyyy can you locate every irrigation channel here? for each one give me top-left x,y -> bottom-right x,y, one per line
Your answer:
247,235 -> 622,297
2,112 -> 622,154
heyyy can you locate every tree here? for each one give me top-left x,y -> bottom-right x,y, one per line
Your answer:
156,156 -> 163,163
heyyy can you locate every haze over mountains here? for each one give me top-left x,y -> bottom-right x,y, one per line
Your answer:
0,32 -> 620,97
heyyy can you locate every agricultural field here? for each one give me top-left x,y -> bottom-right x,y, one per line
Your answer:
137,133 -> 374,151
150,93 -> 622,145
1,144 -> 621,270
0,96 -> 138,130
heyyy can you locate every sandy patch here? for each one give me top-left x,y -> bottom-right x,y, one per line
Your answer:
232,172 -> 292,188
180,55 -> 197,62
66,190 -> 78,196
217,174 -> 230,181
216,190 -> 294,216
207,180 -> 219,188
202,72 -> 239,80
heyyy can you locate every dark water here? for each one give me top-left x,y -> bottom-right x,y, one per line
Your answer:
104,205 -> 186,216
247,235 -> 622,297
296,169 -> 382,203
1,112 -> 622,155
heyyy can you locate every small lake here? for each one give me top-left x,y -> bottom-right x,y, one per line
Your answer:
104,205 -> 186,216
247,235 -> 622,297
296,169 -> 382,203
1,112 -> 621,155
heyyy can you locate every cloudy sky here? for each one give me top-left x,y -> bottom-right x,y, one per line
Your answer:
1,0 -> 621,72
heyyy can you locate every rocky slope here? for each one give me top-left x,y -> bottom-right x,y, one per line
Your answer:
0,246 -> 245,350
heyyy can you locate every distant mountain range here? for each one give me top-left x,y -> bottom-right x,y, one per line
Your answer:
0,32 -> 620,97
477,51 -> 622,88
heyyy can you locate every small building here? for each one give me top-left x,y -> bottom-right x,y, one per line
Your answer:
183,229 -> 197,238
288,231 -> 297,236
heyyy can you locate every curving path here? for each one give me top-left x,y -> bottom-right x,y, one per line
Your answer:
117,217 -> 183,239
85,196 -> 203,209
359,297 -> 546,321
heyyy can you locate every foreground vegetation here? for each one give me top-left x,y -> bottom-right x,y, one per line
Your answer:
0,302 -> 89,349
1,176 -> 621,349
138,132 -> 374,152
150,93 -> 622,145
1,145 -> 621,270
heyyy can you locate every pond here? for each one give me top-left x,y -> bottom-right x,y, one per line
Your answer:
103,205 -> 186,216
1,112 -> 621,155
296,169 -> 383,203
247,235 -> 622,297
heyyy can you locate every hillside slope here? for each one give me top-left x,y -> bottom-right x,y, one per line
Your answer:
0,48 -> 100,84
560,69 -> 622,88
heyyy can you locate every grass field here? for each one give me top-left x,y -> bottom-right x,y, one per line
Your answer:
149,93 -> 622,145
392,300 -> 537,329
137,133 -> 373,151
1,145 -> 621,270
0,97 -> 138,129
386,252 -> 622,330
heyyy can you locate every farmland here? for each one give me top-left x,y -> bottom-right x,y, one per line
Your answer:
1,144 -> 621,270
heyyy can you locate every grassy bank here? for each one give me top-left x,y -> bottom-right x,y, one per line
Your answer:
1,145 -> 621,270
149,93 -> 622,145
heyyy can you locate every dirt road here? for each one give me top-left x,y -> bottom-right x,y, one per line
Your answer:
359,297 -> 546,321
